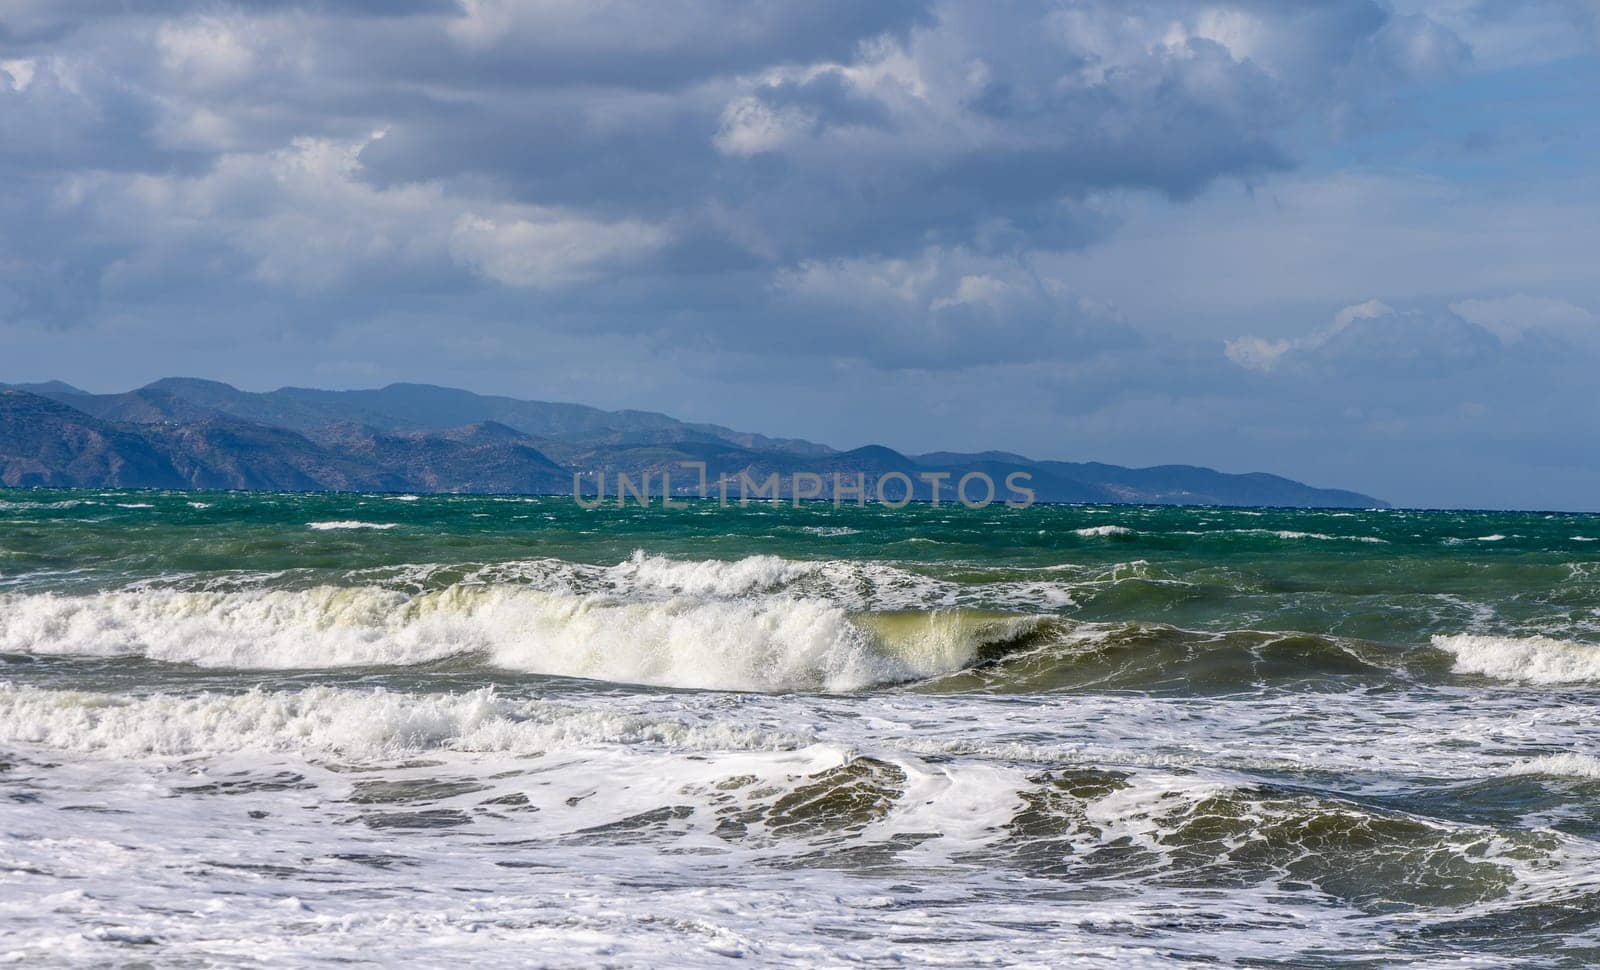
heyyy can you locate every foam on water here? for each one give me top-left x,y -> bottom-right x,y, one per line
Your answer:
0,584 -> 1044,691
0,684 -> 807,759
1435,633 -> 1600,684
352,551 -> 1076,614
1073,525 -> 1132,537
307,520 -> 399,531
1228,528 -> 1387,543
1508,753 -> 1600,780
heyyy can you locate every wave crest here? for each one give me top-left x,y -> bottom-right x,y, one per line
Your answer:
0,584 -> 1046,692
1433,633 -> 1600,684
0,684 -> 806,759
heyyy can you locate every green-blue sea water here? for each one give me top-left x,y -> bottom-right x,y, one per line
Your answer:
3,488 -> 1600,966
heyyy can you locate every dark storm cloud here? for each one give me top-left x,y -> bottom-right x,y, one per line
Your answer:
1,0 -> 1458,324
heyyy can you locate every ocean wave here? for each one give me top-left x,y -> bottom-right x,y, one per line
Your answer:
1433,633 -> 1600,684
927,624 -> 1400,693
603,552 -> 813,598
1234,529 -> 1386,543
1072,525 -> 1132,537
307,520 -> 400,531
798,526 -> 863,537
1505,753 -> 1600,780
435,551 -> 1075,613
0,684 -> 808,759
1165,529 -> 1386,543
0,585 -> 1047,691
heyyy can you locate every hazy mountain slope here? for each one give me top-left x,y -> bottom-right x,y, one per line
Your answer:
34,379 -> 832,458
1037,461 -> 1378,508
3,380 -> 1386,507
1,391 -> 572,494
1,391 -> 185,488
43,388 -> 230,425
0,381 -> 89,396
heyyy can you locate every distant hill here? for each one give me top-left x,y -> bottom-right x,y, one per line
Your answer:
34,378 -> 834,458
0,380 -> 1385,507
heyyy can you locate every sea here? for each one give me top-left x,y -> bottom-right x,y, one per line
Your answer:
3,489 -> 1600,967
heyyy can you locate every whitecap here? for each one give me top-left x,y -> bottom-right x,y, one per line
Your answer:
0,584 -> 1043,692
1073,525 -> 1132,537
1506,753 -> 1600,780
1434,633 -> 1600,684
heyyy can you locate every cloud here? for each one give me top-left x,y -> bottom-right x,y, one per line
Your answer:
1388,0 -> 1600,68
156,17 -> 259,88
1223,336 -> 1292,371
1227,299 -> 1505,374
712,96 -> 818,157
771,249 -> 1134,368
0,0 -> 1494,289
448,212 -> 669,288
1451,294 -> 1599,345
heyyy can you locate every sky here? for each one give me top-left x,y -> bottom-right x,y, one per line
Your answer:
2,0 -> 1599,510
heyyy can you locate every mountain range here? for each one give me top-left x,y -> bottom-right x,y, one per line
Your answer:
0,379 -> 1383,507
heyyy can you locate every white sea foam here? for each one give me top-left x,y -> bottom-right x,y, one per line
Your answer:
0,585 -> 1039,691
1235,529 -> 1386,543
465,552 -> 1044,613
799,526 -> 863,537
1073,525 -> 1132,537
307,520 -> 399,531
1506,753 -> 1600,780
1434,633 -> 1600,684
0,684 -> 806,759
604,551 -> 812,598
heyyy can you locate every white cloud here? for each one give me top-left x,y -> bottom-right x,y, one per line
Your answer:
712,96 -> 816,156
1227,299 -> 1507,374
448,212 -> 669,288
156,17 -> 258,88
1332,298 -> 1395,333
1224,335 -> 1290,371
1388,0 -> 1600,69
55,134 -> 450,291
0,59 -> 37,93
1451,294 -> 1599,343
773,248 -> 1130,367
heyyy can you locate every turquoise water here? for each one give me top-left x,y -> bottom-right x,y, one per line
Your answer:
3,489 -> 1600,966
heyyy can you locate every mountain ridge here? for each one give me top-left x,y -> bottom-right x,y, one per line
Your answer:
1,380 -> 1385,507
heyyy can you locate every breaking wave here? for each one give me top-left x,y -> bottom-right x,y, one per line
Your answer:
0,584 -> 1049,692
1072,525 -> 1132,537
1506,753 -> 1600,780
1434,633 -> 1600,684
0,684 -> 807,759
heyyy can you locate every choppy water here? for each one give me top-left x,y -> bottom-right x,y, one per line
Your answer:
3,489 -> 1600,966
